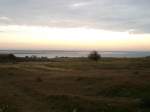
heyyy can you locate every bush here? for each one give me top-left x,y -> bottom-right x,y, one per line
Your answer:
140,97 -> 150,109
0,54 -> 16,62
88,51 -> 101,61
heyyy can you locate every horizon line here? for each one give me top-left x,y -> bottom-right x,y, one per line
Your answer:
0,49 -> 150,52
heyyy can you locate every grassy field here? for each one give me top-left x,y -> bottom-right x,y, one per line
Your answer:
0,57 -> 150,112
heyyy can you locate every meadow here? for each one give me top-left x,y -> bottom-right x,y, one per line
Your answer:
0,57 -> 150,112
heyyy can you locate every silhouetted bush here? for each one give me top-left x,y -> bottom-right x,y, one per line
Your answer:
31,55 -> 37,60
140,97 -> 150,109
88,51 -> 101,61
0,54 -> 16,62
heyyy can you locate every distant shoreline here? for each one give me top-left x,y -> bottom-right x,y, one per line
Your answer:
0,50 -> 150,58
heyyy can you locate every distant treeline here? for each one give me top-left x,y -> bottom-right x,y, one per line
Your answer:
0,54 -> 50,62
1,53 -> 150,63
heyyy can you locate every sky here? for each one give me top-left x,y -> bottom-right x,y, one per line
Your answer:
0,0 -> 150,51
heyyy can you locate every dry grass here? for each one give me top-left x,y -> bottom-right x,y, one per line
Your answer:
0,58 -> 150,112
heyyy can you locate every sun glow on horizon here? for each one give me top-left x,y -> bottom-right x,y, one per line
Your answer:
0,25 -> 150,51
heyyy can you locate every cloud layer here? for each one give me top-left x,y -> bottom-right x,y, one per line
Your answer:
0,0 -> 150,33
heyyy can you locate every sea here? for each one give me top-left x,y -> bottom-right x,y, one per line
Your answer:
0,50 -> 150,58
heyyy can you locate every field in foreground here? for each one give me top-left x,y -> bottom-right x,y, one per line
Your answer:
0,58 -> 150,112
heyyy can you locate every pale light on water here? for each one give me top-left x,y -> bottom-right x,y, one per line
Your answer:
0,50 -> 150,58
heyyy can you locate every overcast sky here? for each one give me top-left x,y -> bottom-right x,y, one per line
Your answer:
0,0 -> 150,33
0,0 -> 150,50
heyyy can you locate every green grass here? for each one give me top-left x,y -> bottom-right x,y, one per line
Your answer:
0,101 -> 17,112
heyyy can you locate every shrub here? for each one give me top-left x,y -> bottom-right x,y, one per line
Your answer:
88,51 -> 101,61
0,103 -> 17,112
8,54 -> 16,60
0,54 -> 16,62
140,97 -> 150,109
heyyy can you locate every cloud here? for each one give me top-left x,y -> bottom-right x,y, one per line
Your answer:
0,16 -> 12,25
0,16 -> 12,22
0,16 -> 10,21
39,19 -> 96,28
0,0 -> 150,33
69,2 -> 92,8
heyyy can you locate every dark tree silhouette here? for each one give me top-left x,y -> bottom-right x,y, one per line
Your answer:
0,54 -> 16,62
8,54 -> 16,60
88,51 -> 101,61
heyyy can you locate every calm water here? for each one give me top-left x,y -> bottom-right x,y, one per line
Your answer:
0,50 -> 150,58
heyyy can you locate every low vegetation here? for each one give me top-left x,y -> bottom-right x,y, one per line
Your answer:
0,54 -> 150,112
88,51 -> 101,61
0,54 -> 16,62
0,54 -> 50,62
